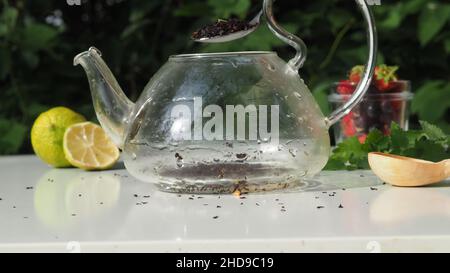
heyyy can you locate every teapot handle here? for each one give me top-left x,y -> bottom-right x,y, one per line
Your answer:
263,0 -> 378,127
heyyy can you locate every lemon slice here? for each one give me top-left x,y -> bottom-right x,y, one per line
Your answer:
63,122 -> 120,170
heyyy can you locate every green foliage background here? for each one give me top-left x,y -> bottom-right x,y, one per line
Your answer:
0,0 -> 449,154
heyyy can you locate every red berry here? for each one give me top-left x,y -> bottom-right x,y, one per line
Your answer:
389,80 -> 409,93
391,100 -> 402,111
349,65 -> 365,84
375,79 -> 391,92
374,65 -> 399,92
342,113 -> 356,137
337,80 -> 355,95
358,134 -> 367,143
349,73 -> 361,84
375,79 -> 400,92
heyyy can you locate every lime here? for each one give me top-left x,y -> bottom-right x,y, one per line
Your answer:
63,122 -> 119,170
31,107 -> 86,167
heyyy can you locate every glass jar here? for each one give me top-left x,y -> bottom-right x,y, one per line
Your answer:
329,81 -> 413,143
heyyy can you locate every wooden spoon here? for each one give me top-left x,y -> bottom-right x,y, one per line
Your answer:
368,152 -> 450,187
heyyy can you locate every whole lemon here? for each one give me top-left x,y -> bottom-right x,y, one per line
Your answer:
31,107 -> 86,167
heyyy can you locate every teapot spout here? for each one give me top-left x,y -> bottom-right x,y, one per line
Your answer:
74,47 -> 134,148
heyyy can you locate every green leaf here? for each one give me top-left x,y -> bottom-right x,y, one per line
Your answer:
0,24 -> 7,37
327,10 -> 352,33
174,3 -> 211,17
364,129 -> 390,152
0,118 -> 27,154
338,47 -> 368,65
433,121 -> 450,135
420,120 -> 448,142
379,0 -> 427,30
380,7 -> 403,29
20,23 -> 58,51
121,19 -> 151,39
2,6 -> 18,31
390,122 -> 409,153
403,139 -> 449,162
389,122 -> 424,147
412,81 -> 450,122
312,82 -> 331,116
26,103 -> 48,121
324,157 -> 347,171
325,137 -> 368,170
418,3 -> 450,46
327,121 -> 449,170
128,1 -> 159,22
207,0 -> 251,19
403,0 -> 428,14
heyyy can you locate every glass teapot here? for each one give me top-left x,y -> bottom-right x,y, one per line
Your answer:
74,0 -> 377,193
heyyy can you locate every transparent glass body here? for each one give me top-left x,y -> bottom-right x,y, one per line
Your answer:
122,52 -> 330,193
74,0 -> 378,193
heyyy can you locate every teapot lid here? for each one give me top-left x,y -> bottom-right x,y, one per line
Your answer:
170,51 -> 277,60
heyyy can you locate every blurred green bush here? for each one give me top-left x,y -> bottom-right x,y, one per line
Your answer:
0,0 -> 449,154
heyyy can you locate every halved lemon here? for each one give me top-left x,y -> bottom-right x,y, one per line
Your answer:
63,122 -> 120,170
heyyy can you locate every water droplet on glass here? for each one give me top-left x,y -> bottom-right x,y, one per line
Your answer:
175,153 -> 184,168
257,140 -> 261,144
289,149 -> 297,157
267,64 -> 276,71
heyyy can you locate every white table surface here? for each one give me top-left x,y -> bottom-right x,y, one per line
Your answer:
0,155 -> 449,253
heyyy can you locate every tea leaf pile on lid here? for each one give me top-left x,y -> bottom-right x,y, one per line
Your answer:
192,19 -> 254,40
